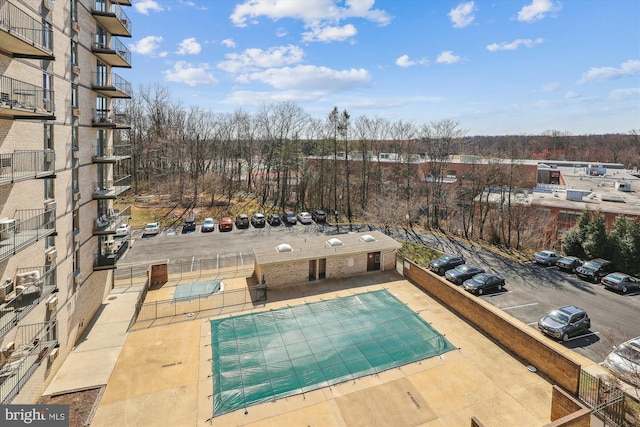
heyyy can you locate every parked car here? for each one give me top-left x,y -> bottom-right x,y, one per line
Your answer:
143,222 -> 160,236
428,254 -> 465,275
267,213 -> 282,226
556,256 -> 583,273
601,272 -> 640,294
115,223 -> 131,236
312,209 -> 327,223
297,211 -> 313,225
576,258 -> 615,283
538,306 -> 591,342
182,217 -> 196,234
462,273 -> 505,295
218,217 -> 233,232
533,250 -> 561,266
283,210 -> 297,225
251,213 -> 266,228
235,214 -> 250,229
603,336 -> 640,387
201,217 -> 215,233
445,264 -> 485,285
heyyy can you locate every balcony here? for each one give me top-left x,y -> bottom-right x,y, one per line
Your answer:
94,235 -> 129,270
92,143 -> 131,163
92,108 -> 130,129
92,0 -> 131,37
0,265 -> 57,340
0,0 -> 54,59
0,76 -> 55,120
92,175 -> 131,199
0,208 -> 56,263
0,320 -> 58,404
112,0 -> 131,5
92,34 -> 131,68
93,204 -> 131,235
0,150 -> 55,186
92,72 -> 131,98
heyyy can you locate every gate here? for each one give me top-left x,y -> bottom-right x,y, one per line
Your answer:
578,369 -> 628,427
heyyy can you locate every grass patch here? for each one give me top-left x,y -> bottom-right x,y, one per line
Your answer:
397,241 -> 442,268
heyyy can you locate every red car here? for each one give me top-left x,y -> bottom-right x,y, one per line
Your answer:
218,217 -> 233,232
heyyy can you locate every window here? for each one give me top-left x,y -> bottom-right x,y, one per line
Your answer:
45,235 -> 55,250
96,96 -> 108,122
72,168 -> 79,193
96,61 -> 107,86
44,124 -> 54,150
44,178 -> 54,200
71,0 -> 78,23
72,126 -> 79,151
71,84 -> 78,108
42,21 -> 52,50
71,40 -> 78,66
43,73 -> 52,110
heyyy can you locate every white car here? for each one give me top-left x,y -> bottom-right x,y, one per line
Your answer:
603,336 -> 640,387
143,222 -> 160,236
297,211 -> 313,224
115,223 -> 131,235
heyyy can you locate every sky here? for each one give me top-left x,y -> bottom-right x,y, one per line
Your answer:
123,0 -> 640,136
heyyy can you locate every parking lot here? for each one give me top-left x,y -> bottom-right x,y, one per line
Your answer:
120,221 -> 640,366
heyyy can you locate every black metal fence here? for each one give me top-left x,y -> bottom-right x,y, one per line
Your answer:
579,369 -> 639,427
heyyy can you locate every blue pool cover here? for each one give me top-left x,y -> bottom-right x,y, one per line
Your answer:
173,280 -> 221,300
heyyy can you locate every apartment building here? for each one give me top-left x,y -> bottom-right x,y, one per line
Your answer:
0,0 -> 132,403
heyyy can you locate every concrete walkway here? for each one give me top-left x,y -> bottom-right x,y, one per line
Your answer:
43,284 -> 144,396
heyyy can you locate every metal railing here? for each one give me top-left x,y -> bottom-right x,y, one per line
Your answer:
93,0 -> 131,33
93,143 -> 131,159
93,72 -> 132,97
94,204 -> 131,232
0,0 -> 53,53
578,369 -> 637,427
0,150 -> 55,185
0,209 -> 56,263
93,176 -> 131,197
92,34 -> 131,63
0,75 -> 55,113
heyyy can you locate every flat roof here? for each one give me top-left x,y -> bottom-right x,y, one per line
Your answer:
252,230 -> 402,265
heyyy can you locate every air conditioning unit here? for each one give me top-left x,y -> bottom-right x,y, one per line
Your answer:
46,249 -> 57,262
45,200 -> 56,210
47,296 -> 58,310
73,233 -> 81,244
0,279 -> 15,302
73,274 -> 82,285
45,151 -> 54,163
44,0 -> 55,11
72,150 -> 79,159
73,192 -> 81,201
72,21 -> 80,32
48,347 -> 58,363
72,108 -> 81,117
72,65 -> 80,75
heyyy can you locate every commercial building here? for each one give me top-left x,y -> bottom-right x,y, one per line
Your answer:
0,0 -> 132,403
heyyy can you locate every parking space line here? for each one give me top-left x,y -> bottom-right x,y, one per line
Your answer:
527,321 -> 538,326
502,303 -> 538,310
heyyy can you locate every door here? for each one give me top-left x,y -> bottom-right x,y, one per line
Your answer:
367,252 -> 381,271
318,258 -> 326,279
309,260 -> 316,281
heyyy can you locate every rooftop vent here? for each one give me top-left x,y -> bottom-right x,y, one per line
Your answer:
359,234 -> 377,242
275,243 -> 293,252
326,238 -> 343,247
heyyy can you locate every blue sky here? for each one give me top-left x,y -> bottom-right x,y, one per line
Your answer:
124,0 -> 640,136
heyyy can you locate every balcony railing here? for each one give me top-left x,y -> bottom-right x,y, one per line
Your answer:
0,320 -> 58,404
0,150 -> 55,186
93,143 -> 132,162
0,264 -> 57,341
0,0 -> 54,59
0,208 -> 56,263
92,175 -> 131,198
94,235 -> 129,270
92,72 -> 132,98
0,75 -> 55,119
93,204 -> 131,234
91,34 -> 131,67
92,0 -> 131,37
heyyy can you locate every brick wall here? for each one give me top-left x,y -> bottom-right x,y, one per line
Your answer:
547,386 -> 591,426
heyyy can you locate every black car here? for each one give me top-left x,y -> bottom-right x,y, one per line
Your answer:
555,256 -> 583,273
181,218 -> 196,234
235,214 -> 250,229
267,213 -> 281,226
312,209 -> 327,223
462,273 -> 505,295
576,258 -> 615,283
445,264 -> 485,285
251,213 -> 266,228
538,305 -> 590,342
428,254 -> 465,275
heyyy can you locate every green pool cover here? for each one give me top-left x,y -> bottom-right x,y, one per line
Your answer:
210,289 -> 456,416
173,279 -> 221,301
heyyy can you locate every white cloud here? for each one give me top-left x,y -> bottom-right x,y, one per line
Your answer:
163,61 -> 218,86
134,0 -> 164,15
218,45 -> 305,73
237,65 -> 371,92
302,24 -> 357,43
540,82 -> 560,92
486,38 -> 544,51
129,36 -> 167,57
395,54 -> 428,68
517,0 -> 560,23
176,38 -> 202,55
221,38 -> 236,48
609,88 -> 640,100
577,60 -> 640,85
564,91 -> 581,100
436,51 -> 463,64
448,2 -> 475,28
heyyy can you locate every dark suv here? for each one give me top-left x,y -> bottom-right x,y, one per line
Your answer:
312,210 -> 327,223
576,258 -> 615,283
235,214 -> 250,229
181,218 -> 196,233
538,305 -> 591,342
428,254 -> 465,275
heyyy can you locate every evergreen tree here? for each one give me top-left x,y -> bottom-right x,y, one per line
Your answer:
582,212 -> 608,259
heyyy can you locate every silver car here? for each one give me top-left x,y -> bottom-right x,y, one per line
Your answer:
538,305 -> 590,342
603,336 -> 640,387
533,250 -> 561,266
